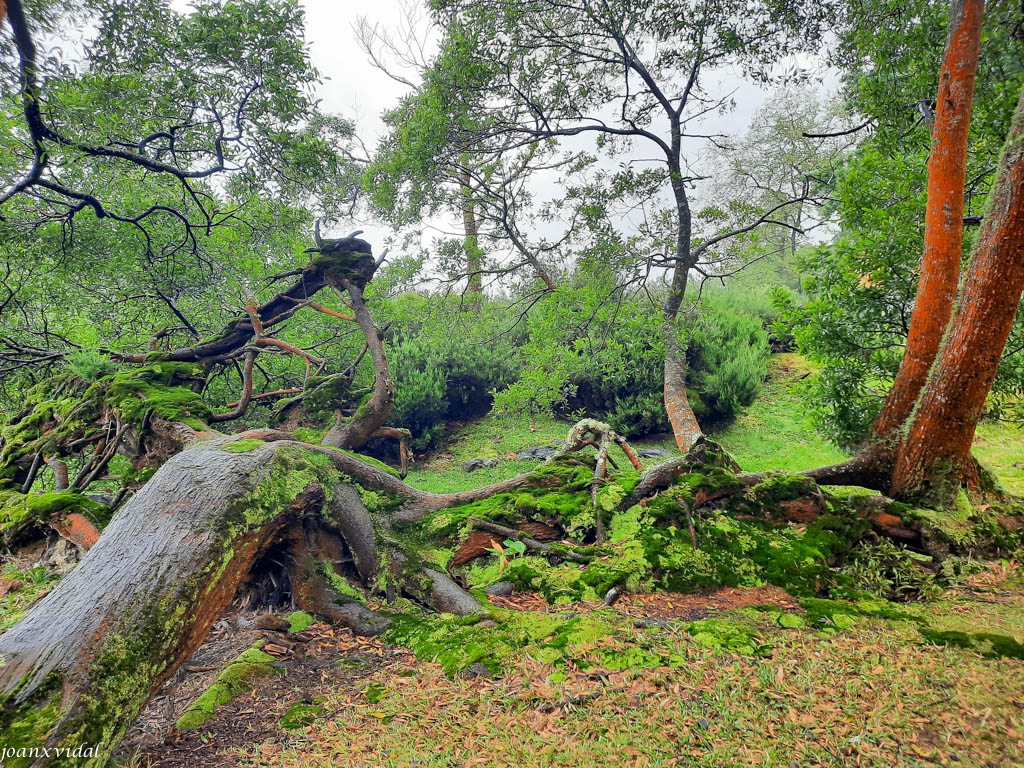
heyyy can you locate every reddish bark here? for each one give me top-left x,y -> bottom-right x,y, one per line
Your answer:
872,0 -> 985,441
890,84 -> 1024,503
50,512 -> 101,550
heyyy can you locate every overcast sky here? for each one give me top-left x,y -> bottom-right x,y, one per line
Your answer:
289,1 -> 839,257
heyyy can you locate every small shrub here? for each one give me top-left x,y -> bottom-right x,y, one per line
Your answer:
840,538 -> 944,601
64,349 -> 117,381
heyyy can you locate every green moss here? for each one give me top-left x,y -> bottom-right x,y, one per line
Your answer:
0,363 -> 211,493
175,645 -> 279,730
1,490 -> 111,546
226,445 -> 340,536
384,607 -> 620,675
798,597 -> 924,629
280,702 -> 324,730
287,611 -> 315,633
686,618 -> 767,656
919,628 -> 1024,660
220,439 -> 267,453
101,363 -> 210,423
0,674 -> 64,767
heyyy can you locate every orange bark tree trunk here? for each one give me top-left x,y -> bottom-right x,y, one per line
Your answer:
889,83 -> 1024,504
872,0 -> 986,442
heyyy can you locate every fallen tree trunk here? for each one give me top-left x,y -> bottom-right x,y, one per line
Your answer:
0,434 -> 546,764
0,439 -> 332,764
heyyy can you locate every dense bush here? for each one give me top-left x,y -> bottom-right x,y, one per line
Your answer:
688,296 -> 771,419
489,281 -> 771,439
383,297 -> 522,449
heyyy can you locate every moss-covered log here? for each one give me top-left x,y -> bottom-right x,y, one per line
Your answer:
0,438 -> 346,765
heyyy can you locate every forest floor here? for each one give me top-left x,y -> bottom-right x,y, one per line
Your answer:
125,568 -> 1024,768
6,355 -> 1024,767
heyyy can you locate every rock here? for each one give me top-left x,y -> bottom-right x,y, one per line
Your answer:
37,536 -> 80,573
458,663 -> 494,678
515,447 -> 558,460
637,448 -> 673,459
460,458 -> 498,472
484,581 -> 515,597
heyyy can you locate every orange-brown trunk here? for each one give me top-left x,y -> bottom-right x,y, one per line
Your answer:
872,0 -> 985,441
890,84 -> 1024,504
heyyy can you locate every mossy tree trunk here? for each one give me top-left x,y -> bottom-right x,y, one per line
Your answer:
0,428 -> 559,764
0,439 -> 363,765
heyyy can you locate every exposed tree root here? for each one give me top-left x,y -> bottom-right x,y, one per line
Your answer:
468,517 -> 591,563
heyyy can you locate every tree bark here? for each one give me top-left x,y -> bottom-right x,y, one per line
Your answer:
871,0 -> 985,441
662,146 -> 704,453
460,172 -> 484,295
0,440 -> 331,764
320,277 -> 397,451
889,83 -> 1024,505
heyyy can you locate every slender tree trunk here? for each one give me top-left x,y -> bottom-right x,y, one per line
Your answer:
460,172 -> 483,295
872,0 -> 985,441
662,152 -> 703,452
321,278 -> 396,450
890,83 -> 1024,504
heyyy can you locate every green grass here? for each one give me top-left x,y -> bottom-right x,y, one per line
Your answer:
973,419 -> 1024,495
404,417 -> 572,494
406,353 -> 851,495
708,353 -> 850,473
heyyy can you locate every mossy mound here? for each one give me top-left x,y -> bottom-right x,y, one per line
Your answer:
919,628 -> 1024,660
175,646 -> 280,730
280,702 -> 324,730
287,611 -> 315,633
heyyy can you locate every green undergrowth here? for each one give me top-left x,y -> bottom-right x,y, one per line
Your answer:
383,582 -> 1024,682
384,604 -> 780,676
406,460 -> 902,606
0,363 -> 209,491
176,644 -> 280,730
973,420 -> 1024,496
